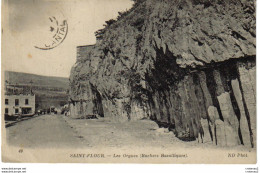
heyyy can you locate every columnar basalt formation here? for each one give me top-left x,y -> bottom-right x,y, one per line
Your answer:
69,0 -> 256,147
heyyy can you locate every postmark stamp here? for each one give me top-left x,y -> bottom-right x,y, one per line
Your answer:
34,16 -> 68,50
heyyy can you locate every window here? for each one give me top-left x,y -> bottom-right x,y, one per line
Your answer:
25,99 -> 29,105
15,99 -> 19,106
15,109 -> 19,114
5,99 -> 8,105
5,108 -> 8,114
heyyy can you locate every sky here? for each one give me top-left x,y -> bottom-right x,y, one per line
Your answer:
2,0 -> 133,78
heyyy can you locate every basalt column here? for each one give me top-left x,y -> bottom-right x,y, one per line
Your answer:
145,57 -> 255,147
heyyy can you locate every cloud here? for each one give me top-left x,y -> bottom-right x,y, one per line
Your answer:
8,0 -> 66,32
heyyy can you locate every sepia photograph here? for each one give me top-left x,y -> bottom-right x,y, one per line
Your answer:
1,0 -> 256,164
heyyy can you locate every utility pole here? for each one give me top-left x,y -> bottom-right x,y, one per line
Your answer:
29,80 -> 33,94
13,83 -> 16,95
15,83 -> 18,94
5,80 -> 8,94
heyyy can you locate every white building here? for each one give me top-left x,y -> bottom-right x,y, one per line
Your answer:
4,94 -> 35,117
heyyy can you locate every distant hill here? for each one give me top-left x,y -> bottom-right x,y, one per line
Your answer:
5,71 -> 69,90
4,71 -> 69,109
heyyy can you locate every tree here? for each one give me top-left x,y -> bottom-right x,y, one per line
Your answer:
95,19 -> 116,40
105,19 -> 116,26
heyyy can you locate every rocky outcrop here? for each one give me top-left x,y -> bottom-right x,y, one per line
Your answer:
69,0 -> 256,147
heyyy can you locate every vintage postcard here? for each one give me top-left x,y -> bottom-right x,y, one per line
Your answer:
1,0 -> 256,163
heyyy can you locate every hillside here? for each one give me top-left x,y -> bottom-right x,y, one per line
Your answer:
5,71 -> 69,90
69,0 -> 255,148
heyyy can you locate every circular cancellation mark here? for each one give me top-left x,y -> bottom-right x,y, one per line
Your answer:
34,16 -> 68,50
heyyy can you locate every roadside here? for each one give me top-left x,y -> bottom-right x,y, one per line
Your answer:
61,116 -> 255,151
5,114 -> 43,128
62,115 -> 208,149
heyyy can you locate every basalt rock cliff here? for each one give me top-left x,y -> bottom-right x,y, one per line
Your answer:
69,0 -> 256,147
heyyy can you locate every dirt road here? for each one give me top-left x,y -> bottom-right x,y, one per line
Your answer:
7,114 -> 248,150
6,114 -> 86,148
6,114 -> 193,149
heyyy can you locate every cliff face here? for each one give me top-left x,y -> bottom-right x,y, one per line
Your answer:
69,0 -> 256,147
